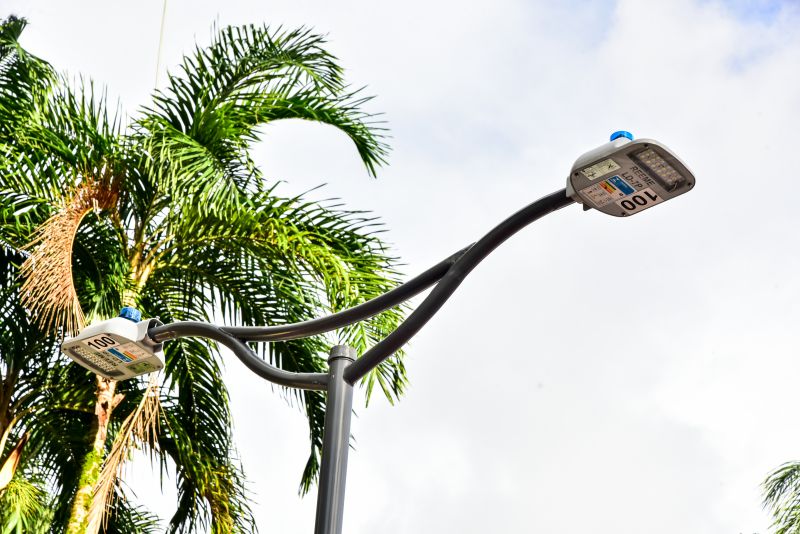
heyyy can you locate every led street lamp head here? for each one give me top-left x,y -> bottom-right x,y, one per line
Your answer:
61,308 -> 164,380
566,132 -> 695,217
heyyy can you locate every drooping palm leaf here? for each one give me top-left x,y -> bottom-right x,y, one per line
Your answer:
138,24 -> 388,221
0,16 -> 54,143
102,493 -> 161,534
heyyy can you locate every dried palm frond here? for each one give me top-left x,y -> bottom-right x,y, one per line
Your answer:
19,180 -> 118,334
0,433 -> 29,492
86,373 -> 160,534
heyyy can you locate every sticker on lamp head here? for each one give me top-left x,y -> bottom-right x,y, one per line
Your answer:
581,158 -> 620,180
127,361 -> 157,374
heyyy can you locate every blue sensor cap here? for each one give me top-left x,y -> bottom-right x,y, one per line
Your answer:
610,130 -> 634,141
119,307 -> 142,322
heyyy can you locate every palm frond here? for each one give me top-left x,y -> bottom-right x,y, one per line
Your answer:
88,374 -> 160,534
70,211 -> 129,324
100,486 -> 161,534
764,462 -> 800,534
140,183 -> 407,490
0,473 -> 53,534
0,190 -> 51,250
0,74 -> 125,336
0,16 -> 54,143
0,77 -> 124,204
0,434 -> 28,491
136,326 -> 256,532
137,24 -> 388,223
19,181 -> 118,334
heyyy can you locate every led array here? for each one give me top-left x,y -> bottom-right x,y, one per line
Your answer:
634,148 -> 685,191
69,345 -> 123,376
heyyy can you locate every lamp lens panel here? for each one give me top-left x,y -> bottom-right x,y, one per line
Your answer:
632,148 -> 685,191
65,344 -> 126,378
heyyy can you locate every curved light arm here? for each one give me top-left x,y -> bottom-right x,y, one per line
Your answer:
147,247 -> 471,392
343,188 -> 575,383
148,188 -> 574,390
218,246 -> 472,342
149,321 -> 328,390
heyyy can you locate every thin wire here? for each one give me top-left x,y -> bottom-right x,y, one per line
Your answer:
154,0 -> 168,87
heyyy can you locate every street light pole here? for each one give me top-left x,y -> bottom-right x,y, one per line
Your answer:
62,133 -> 696,533
314,346 -> 356,534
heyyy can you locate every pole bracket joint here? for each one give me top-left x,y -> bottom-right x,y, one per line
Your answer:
328,345 -> 356,363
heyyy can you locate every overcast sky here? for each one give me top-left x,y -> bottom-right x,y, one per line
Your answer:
6,0 -> 800,532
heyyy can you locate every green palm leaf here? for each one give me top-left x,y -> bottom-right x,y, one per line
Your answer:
0,16 -> 54,145
0,474 -> 54,534
138,24 -> 387,220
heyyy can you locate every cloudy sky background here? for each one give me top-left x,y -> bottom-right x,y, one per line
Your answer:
5,0 -> 800,532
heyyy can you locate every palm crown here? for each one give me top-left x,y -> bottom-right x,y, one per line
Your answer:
0,17 -> 406,532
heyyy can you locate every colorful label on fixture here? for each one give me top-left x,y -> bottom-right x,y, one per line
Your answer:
579,175 -> 637,208
104,342 -> 149,363
107,347 -> 133,362
607,175 -> 635,195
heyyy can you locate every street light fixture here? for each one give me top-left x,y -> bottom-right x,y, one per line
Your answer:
61,306 -> 164,380
61,132 -> 695,534
567,130 -> 695,217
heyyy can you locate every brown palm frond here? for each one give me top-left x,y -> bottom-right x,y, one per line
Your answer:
0,433 -> 29,492
19,180 -> 118,335
86,373 -> 161,534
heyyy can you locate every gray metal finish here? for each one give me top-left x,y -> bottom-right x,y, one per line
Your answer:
148,321 -> 328,390
220,246 -> 471,342
314,346 -> 357,534
344,188 -> 575,384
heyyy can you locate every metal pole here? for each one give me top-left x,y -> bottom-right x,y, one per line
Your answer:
314,345 -> 356,534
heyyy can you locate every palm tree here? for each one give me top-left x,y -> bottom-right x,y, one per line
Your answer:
1,18 -> 407,532
764,463 -> 800,533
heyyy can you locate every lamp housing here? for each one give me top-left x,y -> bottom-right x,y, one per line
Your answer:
566,136 -> 695,217
61,316 -> 164,380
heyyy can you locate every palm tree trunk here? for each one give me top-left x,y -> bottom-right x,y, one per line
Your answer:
65,376 -> 123,534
